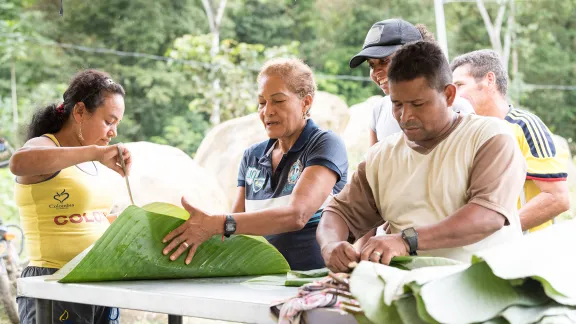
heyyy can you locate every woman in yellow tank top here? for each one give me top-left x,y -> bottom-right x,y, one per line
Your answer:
10,70 -> 131,324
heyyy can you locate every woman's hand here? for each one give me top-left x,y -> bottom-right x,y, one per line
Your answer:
162,197 -> 225,264
106,212 -> 120,224
97,144 -> 131,177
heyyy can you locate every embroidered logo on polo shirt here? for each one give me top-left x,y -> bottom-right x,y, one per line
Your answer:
245,167 -> 260,186
287,160 -> 303,185
252,177 -> 266,193
282,160 -> 303,193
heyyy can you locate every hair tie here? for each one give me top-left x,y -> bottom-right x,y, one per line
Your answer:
56,103 -> 65,114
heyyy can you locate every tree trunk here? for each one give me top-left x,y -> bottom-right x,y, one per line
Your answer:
10,58 -> 18,133
476,0 -> 509,65
201,0 -> 228,125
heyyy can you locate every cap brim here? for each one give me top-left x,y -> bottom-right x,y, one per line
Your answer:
349,45 -> 401,69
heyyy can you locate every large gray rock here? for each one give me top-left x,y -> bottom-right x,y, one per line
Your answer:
342,96 -> 382,171
194,114 -> 265,209
194,91 -> 349,206
99,142 -> 228,214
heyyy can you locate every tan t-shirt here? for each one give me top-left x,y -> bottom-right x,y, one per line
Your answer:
324,114 -> 526,262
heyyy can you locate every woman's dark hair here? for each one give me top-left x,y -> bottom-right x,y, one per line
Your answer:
26,69 -> 125,140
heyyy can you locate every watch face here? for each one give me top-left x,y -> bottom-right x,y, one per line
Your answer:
225,223 -> 235,231
404,228 -> 417,237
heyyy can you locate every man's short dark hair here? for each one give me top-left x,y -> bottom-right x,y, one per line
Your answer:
388,41 -> 452,92
450,49 -> 508,96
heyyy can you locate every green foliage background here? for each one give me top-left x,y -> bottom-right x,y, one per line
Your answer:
1,0 -> 575,225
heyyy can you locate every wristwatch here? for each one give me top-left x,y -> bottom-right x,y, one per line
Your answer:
224,215 -> 237,238
401,227 -> 418,256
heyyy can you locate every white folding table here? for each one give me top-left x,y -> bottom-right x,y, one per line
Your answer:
17,275 -> 357,324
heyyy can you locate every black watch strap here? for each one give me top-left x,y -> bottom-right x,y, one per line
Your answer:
401,227 -> 418,256
224,215 -> 236,238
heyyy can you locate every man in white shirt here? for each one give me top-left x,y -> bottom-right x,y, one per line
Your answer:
349,18 -> 474,145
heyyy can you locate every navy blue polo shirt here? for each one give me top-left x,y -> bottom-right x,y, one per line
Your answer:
238,119 -> 348,224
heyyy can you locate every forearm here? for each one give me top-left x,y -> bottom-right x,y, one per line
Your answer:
519,191 -> 570,231
231,205 -> 314,236
10,146 -> 99,176
417,203 -> 506,251
316,211 -> 351,249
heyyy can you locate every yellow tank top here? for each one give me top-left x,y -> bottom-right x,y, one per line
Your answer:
14,134 -> 112,268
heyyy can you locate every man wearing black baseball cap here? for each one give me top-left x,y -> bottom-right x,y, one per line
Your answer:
350,19 -> 474,250
350,18 -> 474,144
349,19 -> 423,69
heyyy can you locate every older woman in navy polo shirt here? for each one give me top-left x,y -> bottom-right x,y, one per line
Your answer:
162,58 -> 348,270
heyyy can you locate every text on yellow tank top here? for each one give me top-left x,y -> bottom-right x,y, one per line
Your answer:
14,134 -> 112,268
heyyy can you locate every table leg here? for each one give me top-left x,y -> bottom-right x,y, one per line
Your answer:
168,314 -> 183,324
36,298 -> 53,324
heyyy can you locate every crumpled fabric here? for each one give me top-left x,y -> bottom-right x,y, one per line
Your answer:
271,277 -> 340,324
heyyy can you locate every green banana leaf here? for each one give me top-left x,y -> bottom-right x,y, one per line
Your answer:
472,220 -> 576,306
389,256 -> 463,270
348,222 -> 576,324
394,295 -> 428,324
288,268 -> 329,278
538,315 -> 576,324
245,268 -> 330,287
420,262 -> 548,323
349,261 -> 402,324
502,302 -> 576,324
247,256 -> 462,288
53,203 -> 290,283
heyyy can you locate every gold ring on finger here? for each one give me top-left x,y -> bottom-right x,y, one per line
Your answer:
182,242 -> 190,248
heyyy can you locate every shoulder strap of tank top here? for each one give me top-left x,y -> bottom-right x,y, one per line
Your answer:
42,134 -> 61,147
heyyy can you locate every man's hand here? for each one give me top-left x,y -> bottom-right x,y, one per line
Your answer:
360,234 -> 409,265
321,241 -> 359,273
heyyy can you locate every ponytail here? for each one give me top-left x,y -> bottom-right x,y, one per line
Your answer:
26,103 -> 69,140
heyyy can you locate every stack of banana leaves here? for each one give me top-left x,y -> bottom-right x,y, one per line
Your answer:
340,220 -> 576,324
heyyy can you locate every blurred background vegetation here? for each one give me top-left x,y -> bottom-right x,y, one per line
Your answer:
1,0 -> 576,226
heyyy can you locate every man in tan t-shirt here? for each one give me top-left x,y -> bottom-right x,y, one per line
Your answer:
317,41 -> 526,272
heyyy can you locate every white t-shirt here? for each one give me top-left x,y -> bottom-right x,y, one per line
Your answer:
369,96 -> 475,142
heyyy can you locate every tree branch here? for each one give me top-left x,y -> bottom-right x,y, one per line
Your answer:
214,0 -> 228,28
494,1 -> 507,38
503,4 -> 513,71
476,0 -> 502,54
201,0 -> 216,32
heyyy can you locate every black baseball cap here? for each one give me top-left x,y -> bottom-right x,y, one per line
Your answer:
349,19 -> 422,68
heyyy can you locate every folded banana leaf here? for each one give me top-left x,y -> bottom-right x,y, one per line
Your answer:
245,268 -> 331,287
53,203 -> 290,283
348,220 -> 576,324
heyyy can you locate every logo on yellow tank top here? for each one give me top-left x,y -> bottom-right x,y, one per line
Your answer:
54,211 -> 107,225
49,189 -> 75,209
